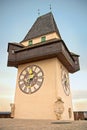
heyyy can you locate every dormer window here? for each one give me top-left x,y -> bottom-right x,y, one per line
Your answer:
28,40 -> 33,46
41,36 -> 46,42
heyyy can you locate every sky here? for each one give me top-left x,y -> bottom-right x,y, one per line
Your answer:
0,0 -> 87,112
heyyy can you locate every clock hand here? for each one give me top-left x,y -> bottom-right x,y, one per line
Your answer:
28,69 -> 34,80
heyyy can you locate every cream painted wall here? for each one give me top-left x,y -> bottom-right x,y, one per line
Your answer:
55,60 -> 74,120
14,58 -> 74,120
21,32 -> 60,46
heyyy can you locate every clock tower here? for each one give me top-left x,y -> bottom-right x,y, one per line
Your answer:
7,12 -> 80,120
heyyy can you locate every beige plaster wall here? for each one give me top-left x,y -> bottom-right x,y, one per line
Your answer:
14,58 -> 74,120
21,32 -> 60,46
55,60 -> 74,120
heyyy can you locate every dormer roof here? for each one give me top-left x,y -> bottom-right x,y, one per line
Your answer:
22,12 -> 61,42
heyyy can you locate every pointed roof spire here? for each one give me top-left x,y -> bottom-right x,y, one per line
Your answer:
22,12 -> 61,42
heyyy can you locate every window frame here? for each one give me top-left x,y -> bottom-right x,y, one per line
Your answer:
28,40 -> 33,46
41,36 -> 46,42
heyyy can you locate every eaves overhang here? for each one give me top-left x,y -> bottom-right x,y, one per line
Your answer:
7,39 -> 80,73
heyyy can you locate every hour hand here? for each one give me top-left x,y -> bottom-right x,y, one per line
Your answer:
29,69 -> 34,80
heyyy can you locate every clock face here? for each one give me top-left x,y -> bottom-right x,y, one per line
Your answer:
61,69 -> 70,96
18,65 -> 44,94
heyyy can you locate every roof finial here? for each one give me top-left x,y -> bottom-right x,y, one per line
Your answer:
38,9 -> 40,16
50,4 -> 52,11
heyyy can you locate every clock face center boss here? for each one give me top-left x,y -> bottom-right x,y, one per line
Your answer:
18,65 -> 44,94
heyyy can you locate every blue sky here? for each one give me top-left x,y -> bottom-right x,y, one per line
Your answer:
0,0 -> 87,111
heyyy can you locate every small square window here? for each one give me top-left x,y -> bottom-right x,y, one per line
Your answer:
28,40 -> 33,46
41,36 -> 46,42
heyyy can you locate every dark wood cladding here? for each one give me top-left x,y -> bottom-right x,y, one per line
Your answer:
7,39 -> 80,73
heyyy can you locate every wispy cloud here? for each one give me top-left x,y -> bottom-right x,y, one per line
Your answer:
72,90 -> 87,111
73,99 -> 87,111
72,90 -> 87,99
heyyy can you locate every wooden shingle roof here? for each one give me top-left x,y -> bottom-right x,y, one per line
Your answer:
22,12 -> 61,42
